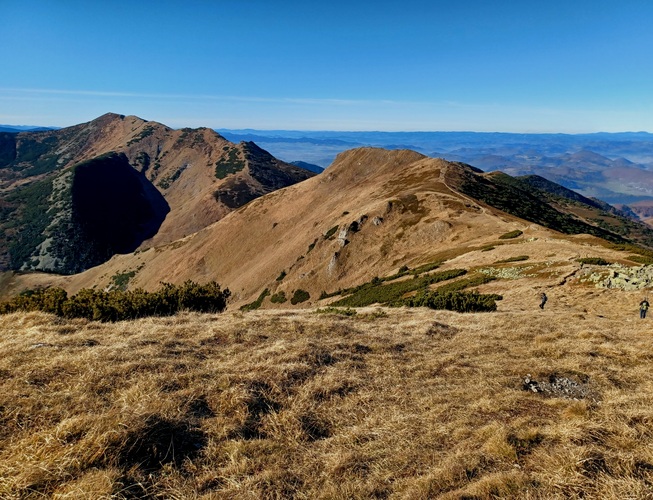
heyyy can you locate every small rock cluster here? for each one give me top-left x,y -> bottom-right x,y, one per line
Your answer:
479,266 -> 535,280
523,373 -> 596,401
338,215 -> 370,247
584,264 -> 653,291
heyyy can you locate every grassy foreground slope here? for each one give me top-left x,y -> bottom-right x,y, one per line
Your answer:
2,302 -> 653,498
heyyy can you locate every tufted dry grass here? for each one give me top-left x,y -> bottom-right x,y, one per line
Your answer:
1,302 -> 653,499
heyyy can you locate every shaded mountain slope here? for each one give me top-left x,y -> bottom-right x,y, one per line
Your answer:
450,166 -> 653,248
0,114 -> 315,273
57,153 -> 169,273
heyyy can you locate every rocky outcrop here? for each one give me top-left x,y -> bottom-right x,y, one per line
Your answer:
337,215 -> 369,247
584,264 -> 653,291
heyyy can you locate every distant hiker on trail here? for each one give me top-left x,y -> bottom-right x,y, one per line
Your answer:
539,292 -> 548,310
640,298 -> 649,319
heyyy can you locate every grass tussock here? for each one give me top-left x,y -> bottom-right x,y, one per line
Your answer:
1,307 -> 653,498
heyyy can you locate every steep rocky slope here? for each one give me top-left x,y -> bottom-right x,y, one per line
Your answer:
0,113 -> 314,273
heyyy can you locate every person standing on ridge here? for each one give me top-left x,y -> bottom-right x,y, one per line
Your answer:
539,292 -> 548,310
640,297 -> 649,319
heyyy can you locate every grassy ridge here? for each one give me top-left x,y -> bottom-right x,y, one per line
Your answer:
457,170 -> 630,244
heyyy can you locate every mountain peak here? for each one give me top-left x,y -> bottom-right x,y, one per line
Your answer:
325,147 -> 428,182
0,114 -> 316,274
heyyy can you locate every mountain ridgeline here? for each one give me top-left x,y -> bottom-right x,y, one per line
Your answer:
4,116 -> 653,306
0,114 -> 315,274
4,146 -> 651,310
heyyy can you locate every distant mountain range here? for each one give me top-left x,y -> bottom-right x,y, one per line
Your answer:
0,125 -> 58,133
5,116 -> 653,307
8,123 -> 653,206
218,130 -> 653,207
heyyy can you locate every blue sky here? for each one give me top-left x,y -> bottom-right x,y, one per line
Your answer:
2,0 -> 653,132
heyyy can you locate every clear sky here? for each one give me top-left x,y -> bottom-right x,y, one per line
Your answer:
2,0 -> 653,132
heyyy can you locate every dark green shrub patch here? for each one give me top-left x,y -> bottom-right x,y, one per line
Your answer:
215,148 -> 245,179
499,230 -> 523,240
627,255 -> 653,265
270,291 -> 287,304
331,269 -> 467,308
0,287 -> 68,316
4,177 -> 54,269
127,125 -> 155,146
410,261 -> 442,275
610,244 -> 653,265
291,289 -> 311,305
240,288 -> 270,311
157,164 -> 187,189
496,255 -> 529,264
307,239 -> 318,253
577,257 -> 611,266
324,225 -> 339,239
403,290 -> 501,312
0,281 -> 230,322
111,270 -> 137,291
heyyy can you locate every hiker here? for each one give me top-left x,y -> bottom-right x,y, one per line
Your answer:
539,292 -> 548,310
640,298 -> 649,319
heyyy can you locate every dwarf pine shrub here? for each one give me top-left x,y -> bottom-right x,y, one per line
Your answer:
0,281 -> 230,321
0,287 -> 68,316
240,288 -> 270,311
331,268 -> 467,308
291,289 -> 310,305
577,257 -> 611,266
270,291 -> 287,304
403,290 -> 500,312
496,255 -> 529,263
499,230 -> 523,240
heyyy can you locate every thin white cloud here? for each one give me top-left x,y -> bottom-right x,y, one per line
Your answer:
0,87 -> 437,108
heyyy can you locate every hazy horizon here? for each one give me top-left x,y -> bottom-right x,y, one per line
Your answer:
4,119 -> 653,136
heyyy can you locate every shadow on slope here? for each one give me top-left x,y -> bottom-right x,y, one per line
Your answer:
57,152 -> 169,273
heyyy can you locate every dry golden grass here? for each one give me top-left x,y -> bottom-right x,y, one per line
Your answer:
1,300 -> 653,499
